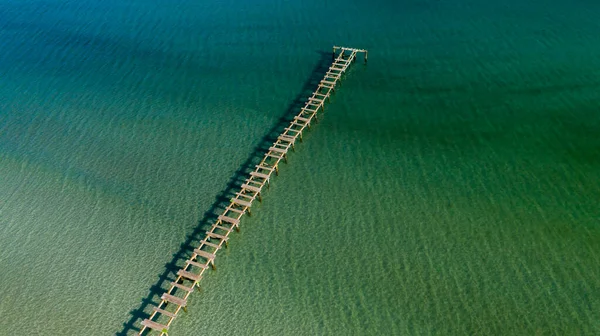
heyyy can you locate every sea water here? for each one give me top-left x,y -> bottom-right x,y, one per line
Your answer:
0,0 -> 599,335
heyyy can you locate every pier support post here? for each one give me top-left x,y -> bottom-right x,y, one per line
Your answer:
235,225 -> 240,232
210,261 -> 216,270
247,207 -> 252,216
365,51 -> 368,64
183,306 -> 188,313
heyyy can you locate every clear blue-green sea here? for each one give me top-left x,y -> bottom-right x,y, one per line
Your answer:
1,0 -> 599,335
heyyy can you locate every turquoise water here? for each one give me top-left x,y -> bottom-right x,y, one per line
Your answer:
1,0 -> 599,335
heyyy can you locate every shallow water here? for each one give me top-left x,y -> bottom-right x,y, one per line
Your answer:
1,0 -> 599,335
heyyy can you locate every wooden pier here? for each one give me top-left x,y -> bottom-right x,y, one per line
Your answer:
138,46 -> 367,336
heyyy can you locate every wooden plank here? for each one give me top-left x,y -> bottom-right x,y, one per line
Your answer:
269,146 -> 288,154
244,179 -> 263,187
241,183 -> 261,193
206,231 -> 229,241
213,224 -> 233,232
255,164 -> 275,171
171,281 -> 194,293
218,215 -> 240,225
177,270 -> 202,282
186,259 -> 209,270
284,127 -> 301,133
290,121 -> 306,128
265,153 -> 284,160
141,319 -> 169,332
250,171 -> 270,179
153,306 -> 177,318
200,239 -> 221,249
162,293 -> 187,307
231,197 -> 252,208
225,207 -> 244,214
294,116 -> 310,123
273,144 -> 289,152
235,192 -> 255,201
194,249 -> 216,261
278,135 -> 295,142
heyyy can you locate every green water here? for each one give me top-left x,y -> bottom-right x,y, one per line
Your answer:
0,0 -> 599,335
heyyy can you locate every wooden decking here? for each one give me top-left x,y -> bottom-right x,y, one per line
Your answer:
138,46 -> 367,335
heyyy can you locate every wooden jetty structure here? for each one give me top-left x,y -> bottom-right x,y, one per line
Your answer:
138,46 -> 367,335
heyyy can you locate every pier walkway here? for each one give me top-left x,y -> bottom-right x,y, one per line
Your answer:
138,46 -> 367,335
